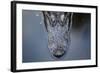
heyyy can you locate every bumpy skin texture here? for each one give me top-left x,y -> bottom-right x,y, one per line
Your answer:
43,11 -> 73,59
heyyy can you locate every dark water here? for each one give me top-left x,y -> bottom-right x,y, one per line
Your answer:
22,10 -> 91,63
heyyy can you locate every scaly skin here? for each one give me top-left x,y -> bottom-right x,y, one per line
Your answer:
43,11 -> 73,59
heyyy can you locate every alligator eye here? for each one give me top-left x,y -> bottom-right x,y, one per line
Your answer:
51,15 -> 55,21
49,15 -> 57,27
60,14 -> 66,27
61,14 -> 64,21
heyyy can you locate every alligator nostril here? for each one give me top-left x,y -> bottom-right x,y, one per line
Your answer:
53,49 -> 65,58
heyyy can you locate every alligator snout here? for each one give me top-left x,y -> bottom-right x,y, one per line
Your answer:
53,48 -> 65,58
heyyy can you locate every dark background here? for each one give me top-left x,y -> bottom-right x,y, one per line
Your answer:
22,10 -> 91,63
